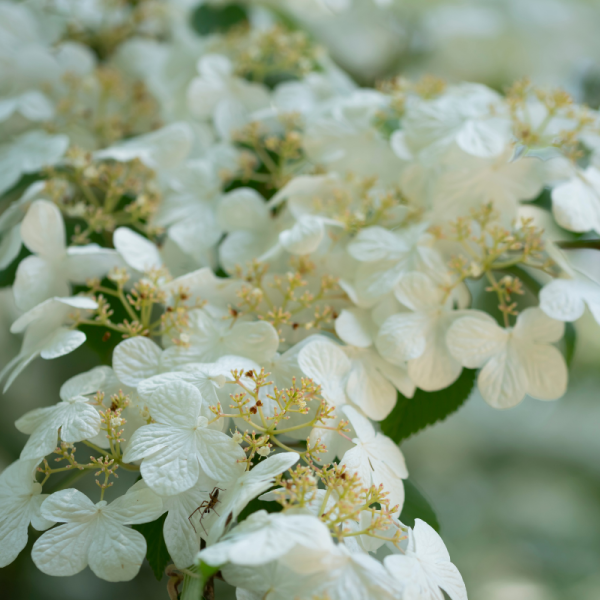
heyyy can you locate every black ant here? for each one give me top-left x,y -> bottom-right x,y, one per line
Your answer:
188,487 -> 226,535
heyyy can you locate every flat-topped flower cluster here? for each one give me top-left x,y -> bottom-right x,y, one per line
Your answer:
1,1 -> 599,598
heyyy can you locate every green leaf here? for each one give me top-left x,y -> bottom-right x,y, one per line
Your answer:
131,513 -> 171,581
400,479 -> 440,532
191,3 -> 248,36
381,369 -> 477,444
0,244 -> 30,289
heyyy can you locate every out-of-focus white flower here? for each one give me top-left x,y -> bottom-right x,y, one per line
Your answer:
0,130 -> 68,196
0,296 -> 98,391
32,487 -> 162,582
384,519 -> 468,600
375,273 -> 472,392
0,459 -> 53,568
187,54 -> 271,140
551,166 -> 600,235
447,307 -> 567,409
14,200 -> 120,311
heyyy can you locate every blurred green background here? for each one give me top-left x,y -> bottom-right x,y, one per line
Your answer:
2,0 -> 600,598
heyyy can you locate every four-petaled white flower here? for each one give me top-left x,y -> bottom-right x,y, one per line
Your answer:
32,487 -> 162,582
375,272 -> 473,392
13,200 -> 120,311
123,380 -> 245,495
0,459 -> 54,568
340,406 -> 408,513
385,519 -> 468,600
447,307 -> 567,409
15,366 -> 108,460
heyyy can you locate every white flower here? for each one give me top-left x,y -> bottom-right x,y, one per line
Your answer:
304,90 -> 402,184
403,83 -> 510,159
446,307 -> 567,409
540,249 -> 600,325
13,200 -> 120,311
95,122 -> 193,171
0,459 -> 53,568
384,519 -> 467,600
112,336 -> 169,387
161,308 -> 279,368
335,307 -> 415,420
375,273 -> 472,392
15,366 -> 108,460
0,296 -> 98,392
0,130 -> 68,196
430,148 -> 546,222
187,54 -> 271,140
122,381 -> 245,495
32,487 -> 162,582
347,224 -> 446,304
113,226 -> 163,273
551,166 -> 600,235
0,181 -> 46,270
340,406 -> 408,513
198,510 -> 334,568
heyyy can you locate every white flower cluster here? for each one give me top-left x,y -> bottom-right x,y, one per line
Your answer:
1,1 -> 599,598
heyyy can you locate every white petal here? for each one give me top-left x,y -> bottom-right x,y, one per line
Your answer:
279,216 -> 324,255
456,119 -> 507,158
345,356 -> 397,421
551,169 -> 600,234
335,308 -> 374,348
140,429 -> 200,496
122,423 -> 175,463
105,488 -> 163,524
60,366 -> 112,401
298,339 -> 350,407
521,344 -> 567,401
40,328 -> 87,359
20,199 -> 65,258
40,489 -> 97,522
88,519 -> 146,582
539,279 -> 587,322
145,381 -> 203,428
113,227 -> 162,272
113,337 -> 163,386
227,321 -> 279,364
65,246 -> 122,282
478,343 -> 528,409
347,227 -> 407,262
394,272 -> 444,312
513,307 -> 565,343
217,188 -> 269,232
446,313 -> 507,368
59,403 -> 102,444
196,428 -> 245,484
13,256 -> 69,311
375,312 -> 429,365
32,521 -> 95,577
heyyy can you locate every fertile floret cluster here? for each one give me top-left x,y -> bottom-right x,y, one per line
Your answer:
1,1 -> 599,599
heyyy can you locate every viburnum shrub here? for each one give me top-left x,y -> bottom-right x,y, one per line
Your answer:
0,1 -> 599,599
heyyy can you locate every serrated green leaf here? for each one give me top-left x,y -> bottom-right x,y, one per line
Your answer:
131,513 -> 171,581
381,369 -> 477,444
400,479 -> 440,532
191,3 -> 248,36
